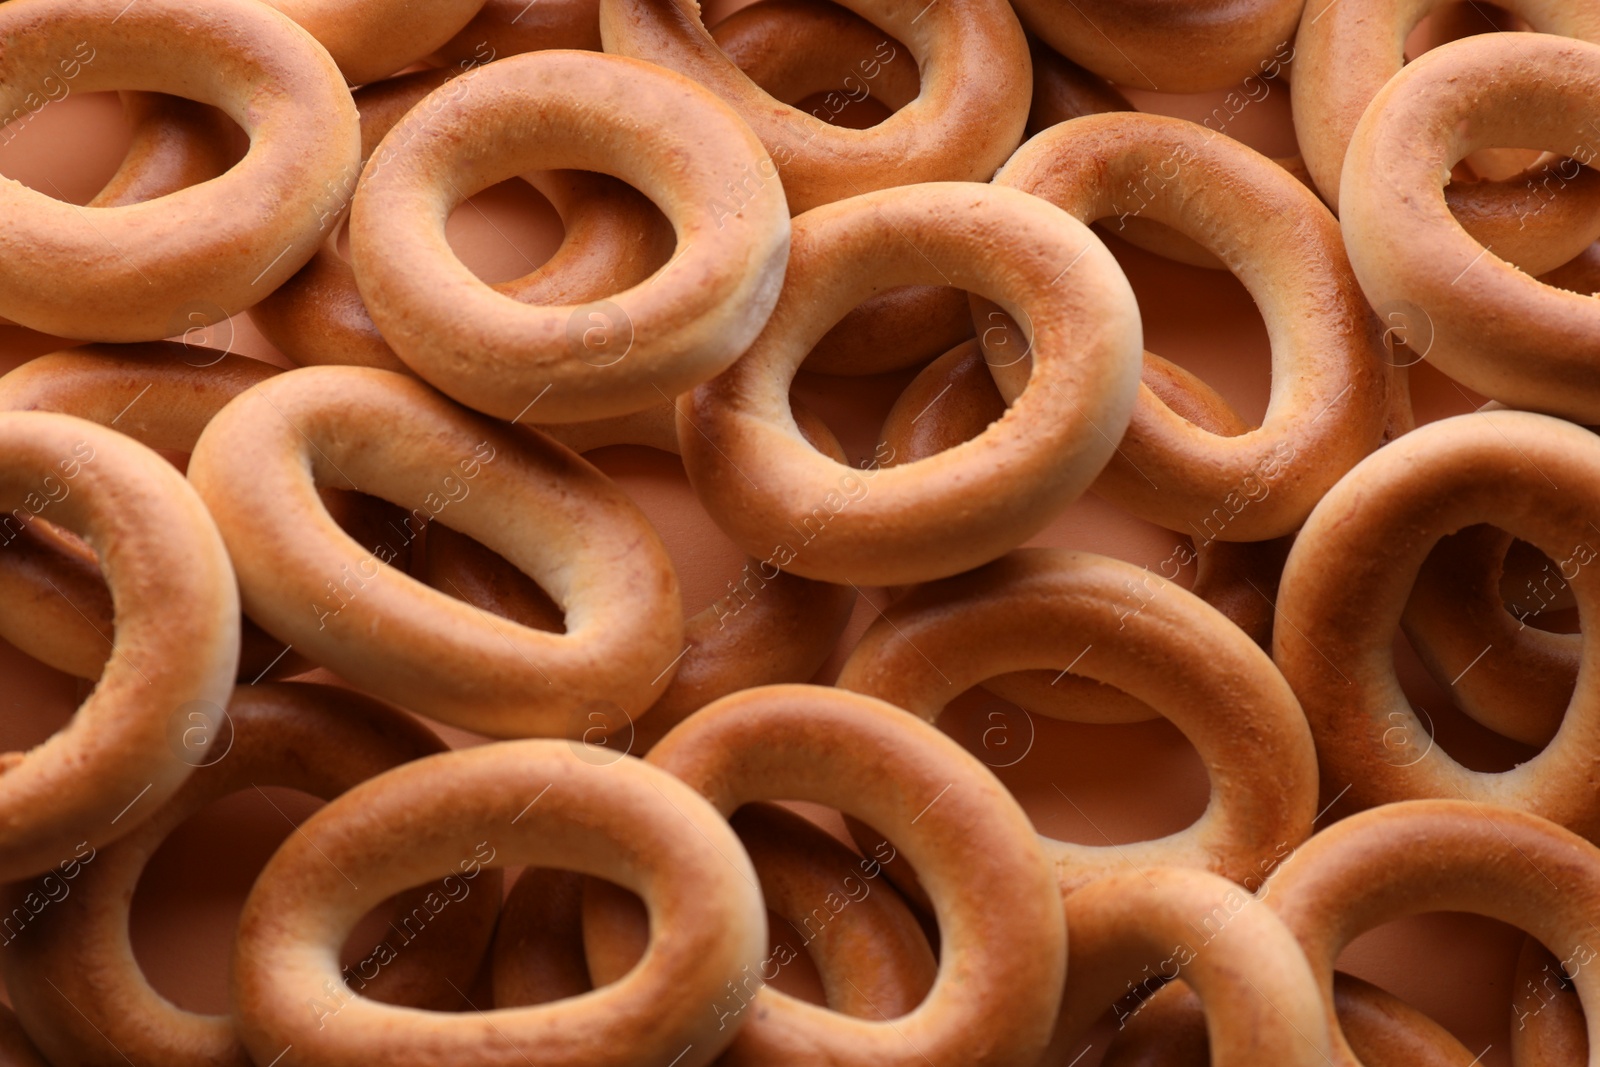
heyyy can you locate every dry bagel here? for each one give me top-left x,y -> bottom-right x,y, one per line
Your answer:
1295,0 -> 1600,274
837,547 -> 1317,893
599,0 -> 1031,211
1013,0 -> 1305,93
581,684 -> 1066,1067
349,49 -> 790,424
1339,34 -> 1600,420
1264,799 -> 1600,1067
1273,411 -> 1600,835
0,0 -> 359,341
230,741 -> 767,1067
249,66 -> 674,374
983,112 -> 1389,541
0,683 -> 500,1067
0,413 -> 238,881
680,181 -> 1142,586
426,397 -> 855,751
1053,866 -> 1331,1065
187,365 -> 684,738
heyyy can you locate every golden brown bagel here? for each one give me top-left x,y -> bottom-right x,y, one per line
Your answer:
1512,936 -> 1588,1066
0,344 -> 310,684
504,804 -> 937,1020
599,0 -> 1030,212
582,684 -> 1065,1067
984,112 -> 1388,541
1013,0 -> 1305,93
1,683 -> 500,1067
1273,411 -> 1600,835
1103,972 -> 1485,1067
1052,867 -> 1331,1065
0,413 -> 238,881
1264,799 -> 1600,1067
350,50 -> 789,424
1402,524 -> 1577,747
249,67 -> 674,374
0,0 -> 359,341
837,548 -> 1317,894
1339,34 -> 1600,421
263,0 -> 485,86
1295,0 -> 1600,267
187,365 -> 684,738
230,742 -> 767,1067
427,397 -> 855,752
680,182 -> 1142,586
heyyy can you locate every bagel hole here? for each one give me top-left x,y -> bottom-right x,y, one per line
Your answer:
130,786 -> 323,1013
322,488 -> 424,582
1391,627 -> 1539,772
420,447 -> 751,632
735,799 -> 939,1018
0,636 -> 81,755
0,90 -> 249,206
790,92 -> 896,131
939,686 -> 1210,845
554,857 -> 843,1012
1336,911 -> 1525,1066
132,786 -> 498,1014
423,521 -> 566,634
791,366 -> 923,468
0,91 -> 127,203
1499,537 -> 1580,634
711,1 -> 915,131
587,446 -> 750,618
443,178 -> 564,285
1100,230 -> 1271,433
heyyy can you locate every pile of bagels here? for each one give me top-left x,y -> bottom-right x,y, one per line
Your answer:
0,0 -> 1597,1063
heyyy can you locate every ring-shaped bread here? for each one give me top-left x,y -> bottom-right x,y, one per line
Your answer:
187,365 -> 683,738
0,413 -> 238,880
230,741 -> 768,1067
679,181 -> 1142,586
0,0 -> 359,341
349,49 -> 789,424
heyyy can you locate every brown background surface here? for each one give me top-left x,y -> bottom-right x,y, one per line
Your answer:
0,10 -> 1551,1064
